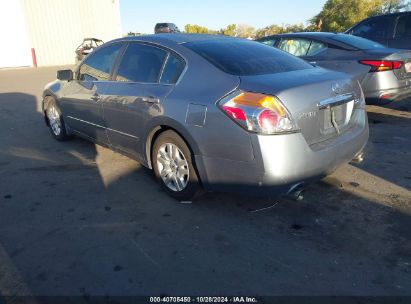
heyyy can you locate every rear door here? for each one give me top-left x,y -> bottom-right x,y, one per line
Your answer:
390,14 -> 411,49
59,43 -> 124,143
102,42 -> 185,160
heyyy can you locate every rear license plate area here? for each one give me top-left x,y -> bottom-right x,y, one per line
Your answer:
405,62 -> 411,73
323,104 -> 345,130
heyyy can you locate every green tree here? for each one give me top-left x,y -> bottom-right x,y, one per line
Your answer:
184,24 -> 209,34
376,0 -> 411,13
254,23 -> 306,39
254,24 -> 283,38
311,0 -> 411,32
235,24 -> 255,38
220,24 -> 237,36
283,23 -> 306,33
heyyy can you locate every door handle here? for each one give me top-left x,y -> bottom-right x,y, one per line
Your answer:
143,96 -> 160,104
91,93 -> 102,102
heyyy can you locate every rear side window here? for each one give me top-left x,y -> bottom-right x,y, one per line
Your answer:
277,38 -> 327,57
79,43 -> 122,81
278,38 -> 311,56
184,39 -> 312,76
160,54 -> 185,84
116,43 -> 167,83
307,41 -> 327,56
395,15 -> 411,37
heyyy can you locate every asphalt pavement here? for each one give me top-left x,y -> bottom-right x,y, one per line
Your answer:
0,67 -> 410,298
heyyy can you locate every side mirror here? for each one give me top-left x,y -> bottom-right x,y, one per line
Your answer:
57,69 -> 73,81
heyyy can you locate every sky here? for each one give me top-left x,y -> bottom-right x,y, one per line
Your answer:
119,0 -> 327,34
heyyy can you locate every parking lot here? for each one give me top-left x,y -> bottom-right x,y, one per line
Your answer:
0,67 -> 410,297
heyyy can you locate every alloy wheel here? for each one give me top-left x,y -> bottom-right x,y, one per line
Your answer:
47,106 -> 62,136
156,143 -> 189,192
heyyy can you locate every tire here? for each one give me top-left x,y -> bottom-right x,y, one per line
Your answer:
44,98 -> 70,141
152,130 -> 202,201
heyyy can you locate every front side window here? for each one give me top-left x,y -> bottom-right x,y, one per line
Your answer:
395,15 -> 411,37
116,43 -> 167,83
78,43 -> 122,81
160,54 -> 185,84
278,38 -> 312,57
352,17 -> 390,40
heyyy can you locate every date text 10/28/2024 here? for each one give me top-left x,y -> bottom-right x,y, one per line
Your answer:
150,297 -> 258,303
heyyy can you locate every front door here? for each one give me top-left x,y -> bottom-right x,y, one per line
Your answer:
59,43 -> 124,143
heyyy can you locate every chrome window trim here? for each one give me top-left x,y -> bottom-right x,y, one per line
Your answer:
158,52 -> 170,83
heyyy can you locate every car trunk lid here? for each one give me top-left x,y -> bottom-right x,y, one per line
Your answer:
239,68 -> 361,145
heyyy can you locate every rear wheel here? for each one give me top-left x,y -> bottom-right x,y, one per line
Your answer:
45,101 -> 70,141
152,130 -> 201,201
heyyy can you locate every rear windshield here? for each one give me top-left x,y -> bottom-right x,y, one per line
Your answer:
330,34 -> 385,50
156,23 -> 168,28
184,39 -> 312,76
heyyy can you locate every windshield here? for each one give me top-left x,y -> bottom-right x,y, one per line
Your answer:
331,34 -> 385,50
184,39 -> 313,76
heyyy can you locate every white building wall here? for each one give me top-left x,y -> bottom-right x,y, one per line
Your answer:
0,0 -> 32,68
3,0 -> 122,67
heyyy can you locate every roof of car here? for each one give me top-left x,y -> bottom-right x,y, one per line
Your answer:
113,33 -> 240,45
257,32 -> 339,40
256,32 -> 369,50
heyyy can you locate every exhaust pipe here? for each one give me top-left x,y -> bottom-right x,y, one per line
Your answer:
351,152 -> 365,164
287,182 -> 305,201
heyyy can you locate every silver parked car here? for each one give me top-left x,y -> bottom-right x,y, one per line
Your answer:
42,34 -> 368,200
257,33 -> 411,104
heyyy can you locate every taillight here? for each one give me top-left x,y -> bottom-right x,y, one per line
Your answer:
219,91 -> 298,134
222,106 -> 246,121
359,60 -> 403,72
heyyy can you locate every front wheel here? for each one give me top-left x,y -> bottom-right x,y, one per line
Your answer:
152,130 -> 201,201
45,100 -> 70,141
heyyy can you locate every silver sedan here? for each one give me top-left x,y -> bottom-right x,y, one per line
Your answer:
257,32 -> 411,105
42,34 -> 368,200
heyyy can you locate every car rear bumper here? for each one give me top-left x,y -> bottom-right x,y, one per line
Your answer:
195,109 -> 369,196
365,85 -> 411,104
361,71 -> 411,104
